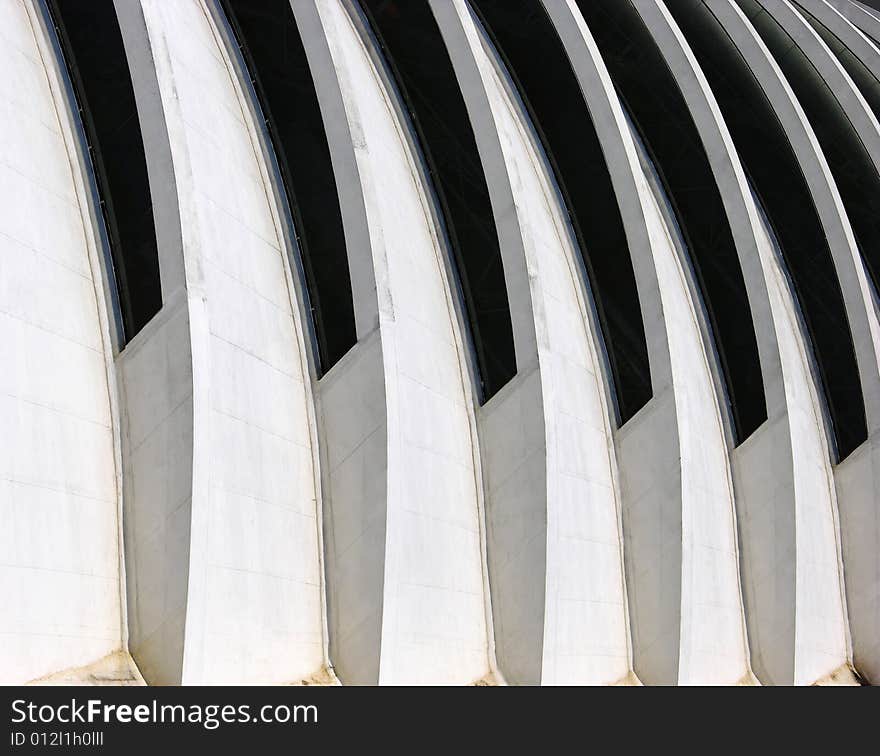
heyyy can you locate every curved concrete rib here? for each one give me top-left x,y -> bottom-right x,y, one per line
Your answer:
531,15 -> 680,680
432,0 -> 634,686
477,0 -> 747,686
111,0 -> 191,686
0,0 -> 124,683
800,0 -> 880,79
708,0 -> 880,683
760,1 -> 880,179
627,117 -> 752,687
298,0 -> 492,685
827,0 -> 880,42
639,0 -> 849,686
118,0 -> 326,684
752,0 -> 880,683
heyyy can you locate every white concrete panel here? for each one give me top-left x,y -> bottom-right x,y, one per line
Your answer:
118,297 -> 193,685
754,0 -> 880,685
801,0 -> 880,80
760,0 -> 880,173
543,0 -> 754,684
0,0 -> 123,683
744,201 -> 849,685
834,439 -> 880,682
438,0 -> 631,685
2,0 -> 878,687
134,0 -> 324,684
826,0 -> 880,46
630,131 -> 751,685
309,0 -> 491,685
636,0 -> 846,686
709,0 -> 875,685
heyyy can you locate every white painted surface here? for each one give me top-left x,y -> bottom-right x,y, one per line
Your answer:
801,0 -> 880,80
446,0 -> 631,685
749,201 -> 849,684
1,0 -> 878,686
134,0 -> 324,684
630,133 -> 751,685
710,0 -> 872,685
118,294 -> 193,685
0,0 -> 122,683
637,0 -> 851,685
759,0 -> 880,685
314,0 -> 490,685
834,435 -> 880,683
827,0 -> 880,43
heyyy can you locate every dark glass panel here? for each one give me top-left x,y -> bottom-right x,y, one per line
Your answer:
749,1 -> 880,301
357,0 -> 516,401
665,0 -> 867,460
574,0 -> 766,441
47,0 -> 162,342
469,0 -> 652,423
793,1 -> 880,120
221,0 -> 356,374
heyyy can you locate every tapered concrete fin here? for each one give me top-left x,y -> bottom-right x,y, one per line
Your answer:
545,0 -> 752,685
705,0 -> 878,684
3,0 -> 879,686
826,0 -> 880,44
301,0 -> 492,685
799,0 -> 880,80
753,0 -> 880,687
631,0 -> 848,687
0,0 -> 125,684
432,0 -> 634,685
119,0 -> 326,684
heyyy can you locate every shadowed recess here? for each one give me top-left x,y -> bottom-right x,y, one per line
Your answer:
46,0 -> 162,343
576,0 -> 766,442
356,0 -> 517,402
793,1 -> 880,121
752,1 -> 880,303
220,0 -> 357,375
469,0 -> 653,425
665,0 -> 867,461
